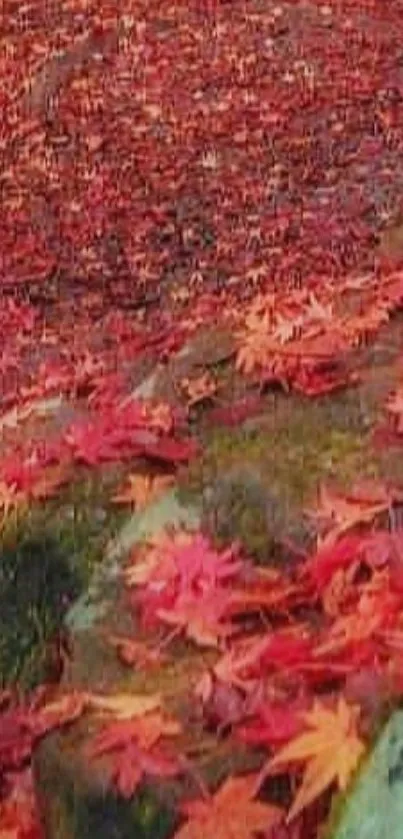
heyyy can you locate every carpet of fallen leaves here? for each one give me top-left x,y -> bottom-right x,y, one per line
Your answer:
4,0 -> 403,836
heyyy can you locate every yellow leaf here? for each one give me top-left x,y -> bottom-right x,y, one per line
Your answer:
267,697 -> 365,822
111,472 -> 174,510
0,481 -> 25,524
88,692 -> 161,719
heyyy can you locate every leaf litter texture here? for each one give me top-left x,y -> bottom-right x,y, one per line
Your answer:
4,0 -> 403,836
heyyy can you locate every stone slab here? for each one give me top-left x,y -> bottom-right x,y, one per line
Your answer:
330,710 -> 403,839
66,490 -> 200,633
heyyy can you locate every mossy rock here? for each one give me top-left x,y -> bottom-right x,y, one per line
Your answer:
33,704 -> 260,839
179,389 -> 383,563
328,709 -> 403,839
32,490 -> 262,839
200,463 -> 315,564
33,727 -> 177,839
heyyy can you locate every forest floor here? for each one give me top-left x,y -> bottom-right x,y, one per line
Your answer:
3,1 -> 403,837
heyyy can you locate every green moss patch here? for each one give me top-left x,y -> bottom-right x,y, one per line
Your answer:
179,389 -> 383,563
0,468 -> 127,690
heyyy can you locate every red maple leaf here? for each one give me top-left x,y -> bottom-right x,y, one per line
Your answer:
238,701 -> 307,750
237,630 -> 315,679
64,419 -> 126,465
303,533 -> 365,591
126,530 -> 243,642
106,741 -> 180,798
0,692 -> 85,779
87,712 -> 181,797
0,770 -> 43,839
306,482 -> 394,546
157,585 -> 234,647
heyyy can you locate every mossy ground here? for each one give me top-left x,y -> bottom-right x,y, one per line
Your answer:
3,318 -> 403,692
0,466 -> 127,690
24,317 -> 403,837
179,376 -> 403,563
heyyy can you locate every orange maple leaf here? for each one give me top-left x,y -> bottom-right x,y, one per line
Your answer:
321,565 -> 359,617
317,574 -> 399,656
90,710 -> 181,754
35,692 -> 87,734
174,774 -> 282,839
0,481 -> 25,522
142,401 -> 174,434
124,529 -> 190,587
266,697 -> 365,822
236,310 -> 275,375
111,472 -> 174,509
306,482 -> 391,546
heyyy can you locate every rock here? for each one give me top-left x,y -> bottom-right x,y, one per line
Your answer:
32,484 -> 262,837
124,328 -> 235,414
33,727 -> 177,839
201,465 -> 315,564
177,328 -> 235,368
66,490 -> 201,633
33,490 -> 201,839
329,710 -> 403,839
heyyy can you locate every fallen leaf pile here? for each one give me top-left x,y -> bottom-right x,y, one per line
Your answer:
88,490 -> 403,836
4,0 -> 403,836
